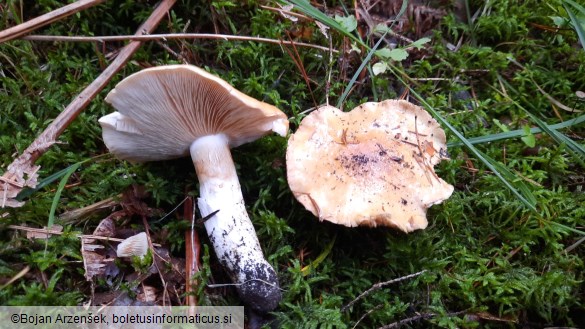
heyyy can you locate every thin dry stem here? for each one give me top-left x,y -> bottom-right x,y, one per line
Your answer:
377,313 -> 436,329
0,0 -> 106,44
352,303 -> 384,329
282,32 -> 318,108
378,311 -> 466,329
341,270 -> 426,311
22,33 -> 335,52
141,215 -> 172,306
184,196 -> 201,307
259,5 -> 309,20
7,225 -> 162,246
0,266 -> 30,289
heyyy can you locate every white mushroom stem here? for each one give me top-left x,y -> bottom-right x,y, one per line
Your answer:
189,134 -> 281,312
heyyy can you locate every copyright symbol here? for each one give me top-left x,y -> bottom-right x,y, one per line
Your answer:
11,314 -> 19,323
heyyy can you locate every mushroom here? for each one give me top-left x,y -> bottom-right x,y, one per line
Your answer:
286,100 -> 453,232
98,65 -> 287,312
117,232 -> 149,258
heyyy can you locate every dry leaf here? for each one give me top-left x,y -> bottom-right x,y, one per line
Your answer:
81,240 -> 108,280
315,21 -> 329,38
278,4 -> 298,22
81,217 -> 119,281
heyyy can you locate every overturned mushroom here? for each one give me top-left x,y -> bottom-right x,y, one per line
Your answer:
99,65 -> 287,312
286,100 -> 453,232
117,232 -> 149,259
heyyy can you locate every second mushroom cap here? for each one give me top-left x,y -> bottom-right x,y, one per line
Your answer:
286,100 -> 454,232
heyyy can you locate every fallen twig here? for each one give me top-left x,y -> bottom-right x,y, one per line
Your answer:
0,0 -> 177,208
259,5 -> 309,21
141,215 -> 172,305
0,266 -> 30,289
7,225 -> 162,247
377,312 -> 435,329
352,303 -> 384,329
507,57 -> 582,113
22,33 -> 335,52
378,310 -> 467,329
341,270 -> 426,311
566,236 -> 585,252
0,0 -> 106,44
184,196 -> 201,307
59,196 -> 119,222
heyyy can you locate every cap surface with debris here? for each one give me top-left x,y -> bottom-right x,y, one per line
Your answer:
286,100 -> 454,232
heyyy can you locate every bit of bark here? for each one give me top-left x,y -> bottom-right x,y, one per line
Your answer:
0,0 -> 177,208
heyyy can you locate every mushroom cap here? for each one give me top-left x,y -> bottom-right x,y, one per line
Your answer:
117,232 -> 149,258
286,100 -> 454,232
99,65 -> 288,162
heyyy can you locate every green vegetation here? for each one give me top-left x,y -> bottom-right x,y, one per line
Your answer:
1,0 -> 584,328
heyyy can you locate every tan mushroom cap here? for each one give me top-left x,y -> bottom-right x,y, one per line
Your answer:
99,65 -> 288,162
286,100 -> 454,232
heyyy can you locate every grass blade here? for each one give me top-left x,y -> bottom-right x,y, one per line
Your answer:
564,0 -> 585,15
48,162 -> 81,228
336,32 -> 387,108
564,1 -> 585,51
448,114 -> 585,147
282,0 -> 365,47
551,221 -> 585,236
16,156 -> 100,200
410,87 -> 538,211
493,78 -> 585,167
301,235 -> 336,276
523,111 -> 585,167
386,67 -> 538,211
16,166 -> 74,201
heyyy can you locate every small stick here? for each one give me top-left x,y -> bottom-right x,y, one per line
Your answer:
141,214 -> 171,305
0,0 -> 106,44
259,5 -> 309,20
22,33 -> 336,53
341,270 -> 426,311
0,266 -> 30,289
184,196 -> 201,307
282,31 -> 318,108
378,310 -> 466,329
7,225 -> 162,246
352,303 -> 384,329
0,0 -> 177,208
377,313 -> 436,329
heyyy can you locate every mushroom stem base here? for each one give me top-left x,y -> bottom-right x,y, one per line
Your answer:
190,134 -> 281,312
